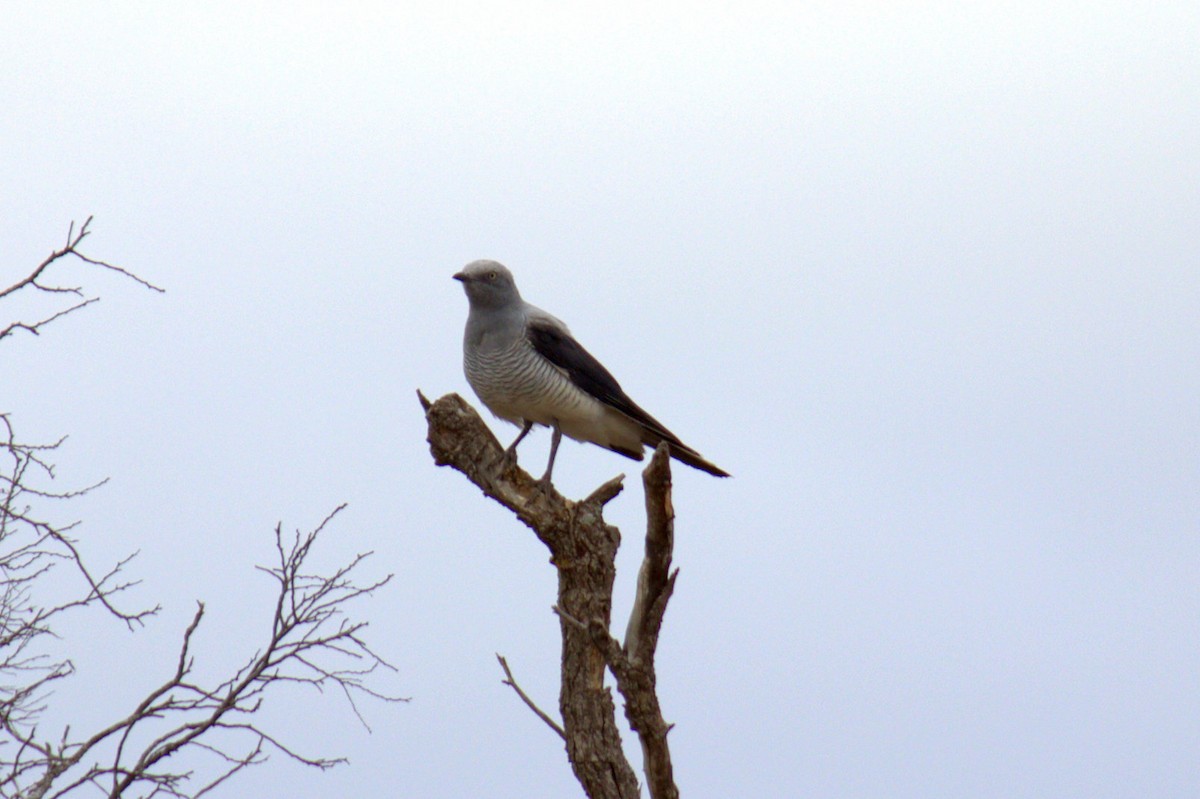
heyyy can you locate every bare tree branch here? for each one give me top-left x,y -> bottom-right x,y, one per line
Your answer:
421,390 -> 681,799
1,418 -> 160,787
2,225 -> 402,797
0,507 -> 403,799
619,445 -> 680,799
0,216 -> 163,342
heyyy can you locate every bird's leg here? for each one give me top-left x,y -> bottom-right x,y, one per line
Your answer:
502,419 -> 535,469
535,421 -> 563,492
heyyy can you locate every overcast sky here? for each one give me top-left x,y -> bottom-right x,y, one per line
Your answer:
3,3 -> 1198,797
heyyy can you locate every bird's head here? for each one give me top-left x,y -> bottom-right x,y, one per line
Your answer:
453,260 -> 521,309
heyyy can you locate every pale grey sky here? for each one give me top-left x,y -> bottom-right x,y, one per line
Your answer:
3,3 -> 1198,797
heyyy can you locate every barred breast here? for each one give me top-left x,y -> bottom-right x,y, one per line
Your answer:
464,337 -> 609,432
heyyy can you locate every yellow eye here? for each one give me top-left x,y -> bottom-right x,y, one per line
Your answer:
488,271 -> 498,280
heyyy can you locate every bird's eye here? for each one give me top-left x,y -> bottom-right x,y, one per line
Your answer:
488,271 -> 498,280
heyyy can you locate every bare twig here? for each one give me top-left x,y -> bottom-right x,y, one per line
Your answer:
495,654 -> 566,741
2,225 -> 401,797
1,216 -> 163,342
0,415 -> 155,632
0,507 -> 402,798
1,414 -> 161,785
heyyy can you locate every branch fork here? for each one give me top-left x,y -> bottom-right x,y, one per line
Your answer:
421,391 -> 680,799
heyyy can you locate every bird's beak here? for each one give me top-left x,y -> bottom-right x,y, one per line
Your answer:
452,271 -> 468,282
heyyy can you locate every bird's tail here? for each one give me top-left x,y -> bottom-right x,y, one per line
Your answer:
641,430 -> 730,477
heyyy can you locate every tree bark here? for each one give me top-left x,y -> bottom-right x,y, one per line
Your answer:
421,391 -> 679,799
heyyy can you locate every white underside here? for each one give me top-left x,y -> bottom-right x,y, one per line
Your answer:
484,383 -> 643,456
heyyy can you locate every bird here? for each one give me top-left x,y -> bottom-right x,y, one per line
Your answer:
453,259 -> 729,488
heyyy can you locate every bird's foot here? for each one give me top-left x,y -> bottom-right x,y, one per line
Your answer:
499,445 -> 520,472
530,471 -> 557,500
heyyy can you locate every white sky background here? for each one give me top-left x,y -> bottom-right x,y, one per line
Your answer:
2,3 -> 1198,797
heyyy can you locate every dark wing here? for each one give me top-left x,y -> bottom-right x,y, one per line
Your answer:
526,319 -> 624,404
526,317 -> 730,477
526,317 -> 666,428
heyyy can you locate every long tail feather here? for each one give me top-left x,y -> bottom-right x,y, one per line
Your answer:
640,429 -> 730,477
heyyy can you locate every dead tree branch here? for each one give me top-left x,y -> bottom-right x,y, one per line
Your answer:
0,216 -> 163,342
2,224 -> 166,780
421,390 -> 681,799
0,507 -> 403,799
619,449 -> 680,799
495,654 -> 566,741
0,415 -> 159,774
2,225 -> 401,796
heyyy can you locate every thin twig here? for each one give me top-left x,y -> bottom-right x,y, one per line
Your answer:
495,654 -> 566,741
1,216 -> 163,342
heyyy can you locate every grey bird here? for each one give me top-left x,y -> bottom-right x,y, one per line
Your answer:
453,259 -> 729,486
